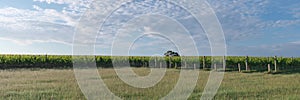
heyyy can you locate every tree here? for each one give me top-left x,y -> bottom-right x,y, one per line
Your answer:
164,50 -> 180,57
164,50 -> 180,68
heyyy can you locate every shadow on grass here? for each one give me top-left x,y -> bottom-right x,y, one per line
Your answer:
270,68 -> 300,75
234,68 -> 300,75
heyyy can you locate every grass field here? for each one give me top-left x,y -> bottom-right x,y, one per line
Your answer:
0,68 -> 300,100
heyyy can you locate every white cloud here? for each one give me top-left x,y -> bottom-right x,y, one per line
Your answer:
204,0 -> 300,45
0,37 -> 70,46
0,0 -> 299,56
229,42 -> 300,57
0,0 -> 95,46
287,2 -> 300,18
0,7 -> 77,45
270,20 -> 300,27
33,0 -> 92,16
143,26 -> 152,33
0,7 -> 75,28
289,41 -> 300,44
33,5 -> 42,11
208,0 -> 270,40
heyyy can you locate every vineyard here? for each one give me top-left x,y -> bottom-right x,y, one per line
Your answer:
0,55 -> 300,72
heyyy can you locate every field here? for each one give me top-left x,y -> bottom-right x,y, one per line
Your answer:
1,68 -> 299,100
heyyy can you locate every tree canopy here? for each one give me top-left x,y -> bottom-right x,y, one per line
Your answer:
164,50 -> 180,57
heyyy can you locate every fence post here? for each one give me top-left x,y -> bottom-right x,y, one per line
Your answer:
185,61 -> 187,69
45,54 -> 48,68
238,63 -> 241,72
214,63 -> 217,71
154,57 -> 157,68
268,64 -> 271,73
203,56 -> 206,69
274,56 -> 277,72
194,63 -> 196,69
291,57 -> 294,69
169,56 -> 171,68
245,56 -> 249,71
160,62 -> 162,68
223,56 -> 226,70
144,57 -> 147,67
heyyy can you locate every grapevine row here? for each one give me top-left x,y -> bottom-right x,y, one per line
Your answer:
0,55 -> 300,71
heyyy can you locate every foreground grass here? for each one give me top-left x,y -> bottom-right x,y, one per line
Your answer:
0,68 -> 299,100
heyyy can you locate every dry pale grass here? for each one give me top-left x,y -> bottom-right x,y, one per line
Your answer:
0,68 -> 299,100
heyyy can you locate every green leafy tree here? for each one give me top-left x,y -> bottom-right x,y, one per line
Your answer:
164,50 -> 180,68
164,50 -> 180,57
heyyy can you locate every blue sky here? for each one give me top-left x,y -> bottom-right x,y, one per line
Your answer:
0,0 -> 299,56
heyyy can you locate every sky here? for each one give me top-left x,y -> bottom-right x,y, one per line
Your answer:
0,0 -> 299,57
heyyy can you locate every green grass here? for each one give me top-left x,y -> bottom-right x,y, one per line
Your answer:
0,68 -> 299,100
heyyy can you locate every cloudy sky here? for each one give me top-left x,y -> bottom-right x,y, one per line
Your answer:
0,0 -> 299,57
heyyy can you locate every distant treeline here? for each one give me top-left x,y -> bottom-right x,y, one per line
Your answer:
0,55 -> 300,71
